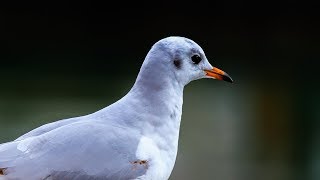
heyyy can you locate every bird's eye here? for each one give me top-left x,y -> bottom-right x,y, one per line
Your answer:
191,55 -> 202,64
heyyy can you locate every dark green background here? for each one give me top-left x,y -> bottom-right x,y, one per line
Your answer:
0,1 -> 319,180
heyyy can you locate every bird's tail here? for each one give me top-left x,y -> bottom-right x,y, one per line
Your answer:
0,169 -> 7,180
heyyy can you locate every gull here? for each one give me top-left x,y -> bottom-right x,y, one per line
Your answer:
0,36 -> 232,180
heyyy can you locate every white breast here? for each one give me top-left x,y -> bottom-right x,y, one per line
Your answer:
135,135 -> 177,180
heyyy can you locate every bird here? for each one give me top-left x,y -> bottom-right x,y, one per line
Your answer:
0,36 -> 232,180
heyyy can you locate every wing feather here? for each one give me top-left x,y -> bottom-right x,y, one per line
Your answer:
0,121 -> 147,179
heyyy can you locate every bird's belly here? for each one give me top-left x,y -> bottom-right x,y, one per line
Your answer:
134,136 -> 176,180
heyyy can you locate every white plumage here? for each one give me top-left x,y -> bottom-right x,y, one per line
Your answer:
0,36 -> 232,180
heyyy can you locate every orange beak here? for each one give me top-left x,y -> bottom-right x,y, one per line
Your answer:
204,67 -> 233,83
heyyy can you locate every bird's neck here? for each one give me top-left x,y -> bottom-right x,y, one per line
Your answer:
129,74 -> 184,126
126,76 -> 184,171
127,55 -> 185,128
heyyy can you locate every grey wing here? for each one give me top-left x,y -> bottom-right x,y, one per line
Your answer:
0,122 -> 147,180
15,116 -> 83,141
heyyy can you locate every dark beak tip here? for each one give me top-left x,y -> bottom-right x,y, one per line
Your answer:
223,74 -> 233,83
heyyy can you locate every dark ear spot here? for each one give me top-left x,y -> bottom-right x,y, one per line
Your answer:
173,59 -> 181,69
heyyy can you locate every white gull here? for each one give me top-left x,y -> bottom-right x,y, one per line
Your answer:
0,36 -> 232,180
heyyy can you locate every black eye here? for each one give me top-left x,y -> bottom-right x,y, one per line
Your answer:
191,55 -> 202,64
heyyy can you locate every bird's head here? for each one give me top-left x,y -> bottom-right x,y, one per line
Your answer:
142,36 -> 233,87
135,36 -> 232,92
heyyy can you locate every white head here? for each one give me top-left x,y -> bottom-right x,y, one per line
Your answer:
134,36 -> 232,90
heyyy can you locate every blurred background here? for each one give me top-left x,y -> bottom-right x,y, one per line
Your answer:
0,1 -> 319,180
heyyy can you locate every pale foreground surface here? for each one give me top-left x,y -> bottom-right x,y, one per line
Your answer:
0,36 -> 232,180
